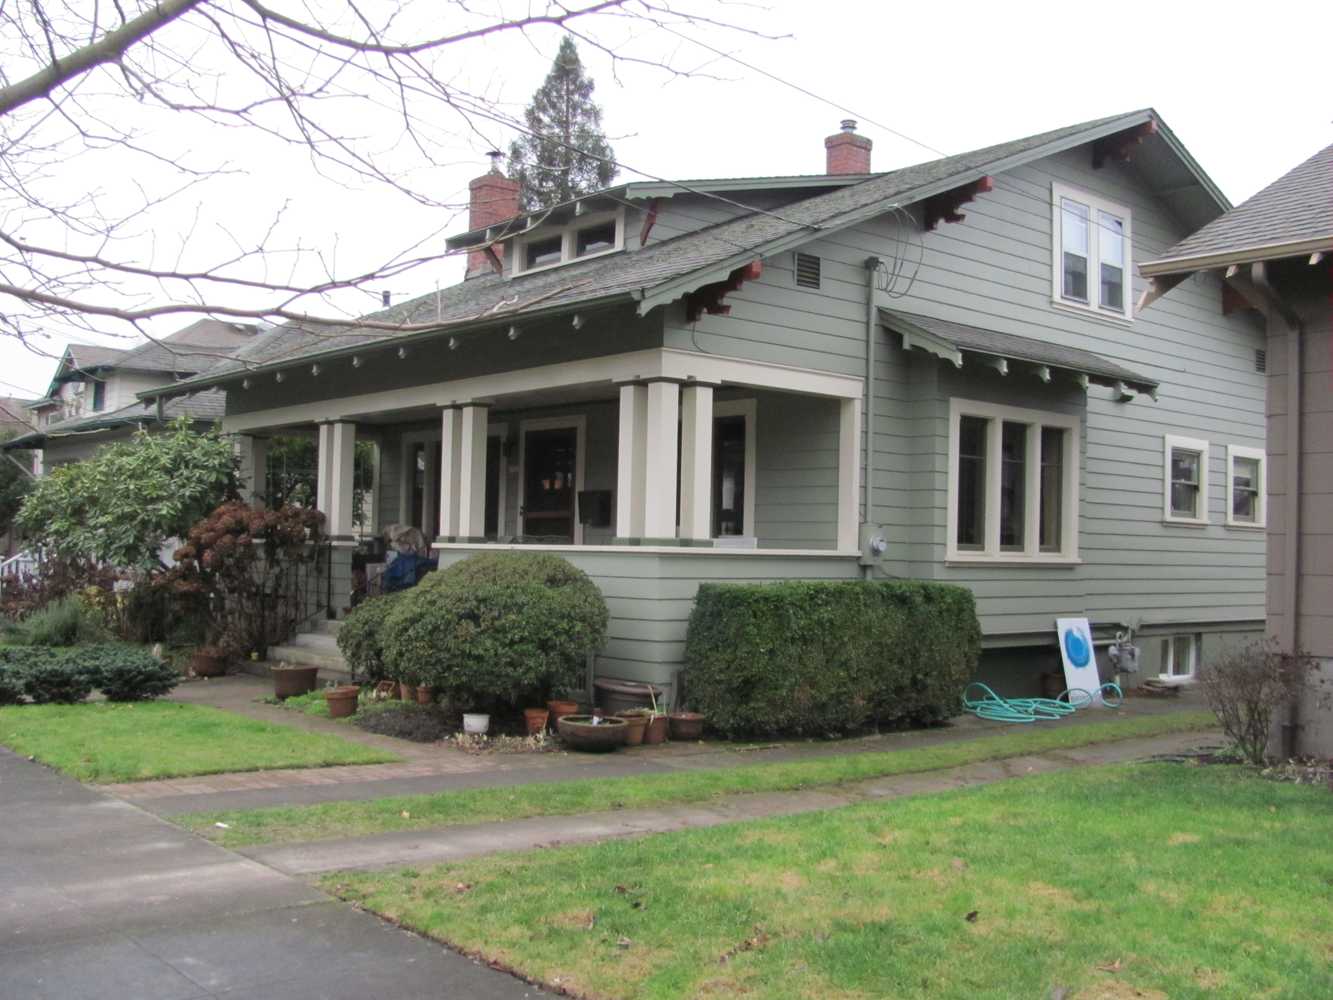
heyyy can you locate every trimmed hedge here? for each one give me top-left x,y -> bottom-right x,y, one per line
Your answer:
683,580 -> 981,738
381,551 -> 608,709
83,647 -> 180,701
337,593 -> 403,684
0,644 -> 179,704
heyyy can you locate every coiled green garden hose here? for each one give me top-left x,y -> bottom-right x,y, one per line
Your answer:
962,681 -> 1123,723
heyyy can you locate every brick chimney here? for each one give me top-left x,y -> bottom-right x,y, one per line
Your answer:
825,120 -> 872,175
466,151 -> 521,279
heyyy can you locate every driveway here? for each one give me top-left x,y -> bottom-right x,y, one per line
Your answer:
0,748 -> 538,1000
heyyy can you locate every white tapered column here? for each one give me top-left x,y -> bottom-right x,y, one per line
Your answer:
615,383 -> 647,538
457,404 -> 489,539
315,423 -> 334,515
234,435 -> 268,507
642,380 -> 681,540
326,421 -> 357,537
837,396 -> 862,551
679,384 -> 714,541
437,406 -> 462,539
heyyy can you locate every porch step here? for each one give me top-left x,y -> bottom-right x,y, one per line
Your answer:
287,633 -> 342,655
267,642 -> 349,674
312,618 -> 342,636
238,657 -> 354,686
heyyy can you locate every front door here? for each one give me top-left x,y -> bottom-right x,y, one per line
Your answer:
521,427 -> 578,542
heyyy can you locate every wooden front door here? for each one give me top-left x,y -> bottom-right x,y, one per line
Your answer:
521,427 -> 578,542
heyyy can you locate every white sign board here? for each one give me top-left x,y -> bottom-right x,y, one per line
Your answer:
1055,617 -> 1104,706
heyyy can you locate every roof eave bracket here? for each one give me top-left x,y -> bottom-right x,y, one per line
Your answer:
1092,120 -> 1158,169
923,176 -> 995,231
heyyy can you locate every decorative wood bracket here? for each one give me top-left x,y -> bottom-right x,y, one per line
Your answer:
684,260 -> 762,323
1092,120 -> 1158,169
640,198 -> 660,247
483,245 -> 503,274
923,176 -> 994,230
1222,282 -> 1259,316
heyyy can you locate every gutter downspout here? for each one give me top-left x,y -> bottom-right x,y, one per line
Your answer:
863,258 -> 881,580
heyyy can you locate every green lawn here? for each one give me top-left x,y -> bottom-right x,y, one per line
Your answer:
326,764 -> 1333,999
184,710 -> 1217,847
0,702 -> 401,782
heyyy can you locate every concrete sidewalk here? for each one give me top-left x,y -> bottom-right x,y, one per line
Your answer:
0,748 -> 539,1000
241,728 -> 1221,877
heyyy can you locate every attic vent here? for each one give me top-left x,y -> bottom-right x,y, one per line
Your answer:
1254,348 -> 1266,374
794,252 -> 822,289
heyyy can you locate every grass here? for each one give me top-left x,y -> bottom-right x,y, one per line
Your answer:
0,701 -> 401,782
183,710 -> 1217,847
325,764 -> 1333,999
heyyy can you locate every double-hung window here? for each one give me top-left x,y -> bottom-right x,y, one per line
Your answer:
1226,445 -> 1266,528
1163,435 -> 1210,524
1052,183 -> 1132,319
948,399 -> 1080,562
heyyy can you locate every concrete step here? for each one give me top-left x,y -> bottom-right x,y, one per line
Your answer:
238,658 -> 354,686
287,633 -> 341,655
312,618 -> 342,636
267,643 -> 349,674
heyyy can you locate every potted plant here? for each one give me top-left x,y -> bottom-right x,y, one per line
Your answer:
641,687 -> 669,745
324,683 -> 360,718
556,714 -> 627,752
615,707 -> 651,746
190,644 -> 230,678
463,712 -> 490,735
523,707 -> 550,735
415,684 -> 436,705
547,694 -> 579,731
669,711 -> 706,741
271,661 -> 319,699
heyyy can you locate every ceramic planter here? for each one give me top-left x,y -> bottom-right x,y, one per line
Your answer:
669,712 -> 706,741
556,715 -> 627,752
415,685 -> 435,706
400,682 -> 418,702
642,714 -> 669,745
616,711 -> 650,746
523,708 -> 550,735
190,651 -> 229,678
271,664 -> 319,699
324,684 -> 360,719
546,698 -> 578,730
463,713 -> 490,735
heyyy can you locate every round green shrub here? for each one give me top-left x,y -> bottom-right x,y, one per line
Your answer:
337,594 -> 403,684
9,649 -> 94,704
381,551 -> 608,710
79,646 -> 181,701
0,664 -> 22,705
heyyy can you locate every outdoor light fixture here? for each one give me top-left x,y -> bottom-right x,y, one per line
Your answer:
448,337 -> 459,350
241,378 -> 251,389
398,346 -> 408,359
507,325 -> 520,341
275,372 -> 285,383
311,364 -> 321,376
571,314 -> 584,330
352,356 -> 362,368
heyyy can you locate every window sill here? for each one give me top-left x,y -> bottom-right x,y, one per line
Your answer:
512,245 -> 622,278
1162,517 -> 1209,528
1050,298 -> 1133,328
945,557 -> 1082,568
1224,521 -> 1266,531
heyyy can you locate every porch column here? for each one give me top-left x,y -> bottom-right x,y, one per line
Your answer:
642,380 -> 681,539
325,421 -> 357,537
615,383 -> 647,538
456,403 -> 489,539
315,423 -> 334,514
837,396 -> 862,551
437,406 -> 462,539
234,435 -> 268,506
679,384 -> 714,541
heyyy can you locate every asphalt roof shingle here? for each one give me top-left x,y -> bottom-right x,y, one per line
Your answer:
2,390 -> 226,449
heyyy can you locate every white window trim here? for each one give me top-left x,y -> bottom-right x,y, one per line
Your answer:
1225,444 -> 1266,529
1158,633 -> 1200,682
713,398 -> 757,539
1163,434 -> 1210,525
517,415 -> 587,545
945,398 -> 1080,564
512,209 -> 625,276
1050,182 -> 1133,320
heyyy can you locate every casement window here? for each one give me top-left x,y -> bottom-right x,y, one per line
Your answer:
1226,445 -> 1266,528
512,210 -> 624,275
1158,634 -> 1200,681
947,399 -> 1080,562
1163,435 -> 1210,524
1051,183 -> 1132,319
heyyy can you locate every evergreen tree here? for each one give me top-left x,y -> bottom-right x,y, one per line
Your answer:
508,38 -> 617,211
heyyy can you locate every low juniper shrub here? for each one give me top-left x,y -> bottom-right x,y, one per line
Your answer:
0,662 -> 22,705
79,646 -> 181,701
1,647 -> 96,704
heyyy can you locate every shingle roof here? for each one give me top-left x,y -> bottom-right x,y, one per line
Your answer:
65,344 -> 131,372
2,389 -> 226,450
1144,142 -> 1333,272
153,108 -> 1211,399
879,311 -> 1158,394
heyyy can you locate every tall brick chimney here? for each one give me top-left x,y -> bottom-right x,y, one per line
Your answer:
466,151 -> 521,279
825,120 -> 872,175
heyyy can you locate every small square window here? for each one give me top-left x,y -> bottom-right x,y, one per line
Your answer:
524,235 -> 563,270
574,221 -> 616,258
1163,435 -> 1210,524
1159,634 -> 1199,680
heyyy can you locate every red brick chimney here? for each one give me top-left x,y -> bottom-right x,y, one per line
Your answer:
466,151 -> 521,279
825,120 -> 872,175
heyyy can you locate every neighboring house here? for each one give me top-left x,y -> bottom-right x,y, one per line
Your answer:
6,320 -> 258,471
1140,140 -> 1333,756
142,109 -> 1268,703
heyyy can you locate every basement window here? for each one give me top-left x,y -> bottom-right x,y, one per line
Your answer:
513,209 -> 625,275
795,252 -> 822,289
948,398 -> 1080,562
1158,634 -> 1199,681
1051,182 -> 1132,319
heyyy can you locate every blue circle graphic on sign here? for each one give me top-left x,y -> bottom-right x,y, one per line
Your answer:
1063,628 -> 1092,668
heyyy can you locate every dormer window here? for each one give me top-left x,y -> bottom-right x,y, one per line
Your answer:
513,210 -> 624,275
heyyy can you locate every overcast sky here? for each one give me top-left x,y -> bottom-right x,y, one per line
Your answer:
4,0 -> 1329,399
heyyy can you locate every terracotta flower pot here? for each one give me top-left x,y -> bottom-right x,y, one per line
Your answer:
324,684 -> 360,719
547,698 -> 578,731
190,651 -> 229,678
642,714 -> 669,745
616,711 -> 650,746
524,708 -> 550,735
271,665 -> 319,699
669,712 -> 706,741
415,685 -> 435,705
400,682 -> 418,702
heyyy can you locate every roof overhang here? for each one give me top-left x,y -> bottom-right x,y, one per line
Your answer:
879,309 -> 1159,400
1140,234 -> 1333,277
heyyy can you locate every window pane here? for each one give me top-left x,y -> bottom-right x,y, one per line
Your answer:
1170,636 -> 1194,677
1170,448 -> 1201,518
1061,200 -> 1089,302
1098,212 -> 1125,311
712,416 -> 746,536
574,221 -> 616,257
1039,427 -> 1064,552
1232,456 -> 1260,523
524,235 -> 563,269
956,416 -> 987,550
1000,422 -> 1026,551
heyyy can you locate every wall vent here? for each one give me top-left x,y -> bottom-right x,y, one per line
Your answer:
1254,348 -> 1267,374
795,252 -> 822,289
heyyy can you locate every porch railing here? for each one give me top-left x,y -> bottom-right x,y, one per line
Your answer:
0,550 -> 39,597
